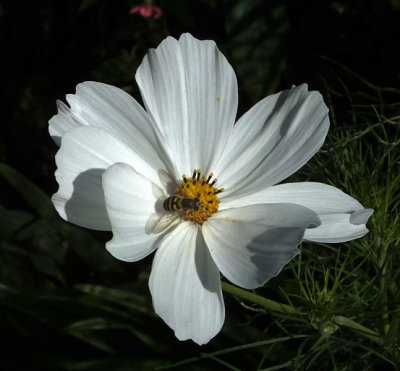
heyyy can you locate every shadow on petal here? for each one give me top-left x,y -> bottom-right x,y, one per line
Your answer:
228,226 -> 305,289
257,90 -> 294,156
350,208 -> 374,225
63,168 -> 111,230
158,169 -> 177,196
195,231 -> 221,293
249,227 -> 304,287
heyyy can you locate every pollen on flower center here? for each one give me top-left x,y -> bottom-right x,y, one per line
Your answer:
164,169 -> 224,224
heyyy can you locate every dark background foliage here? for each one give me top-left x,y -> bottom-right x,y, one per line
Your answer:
0,0 -> 399,369
1,0 -> 399,193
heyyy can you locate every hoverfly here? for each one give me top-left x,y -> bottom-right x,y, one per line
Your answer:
163,196 -> 201,212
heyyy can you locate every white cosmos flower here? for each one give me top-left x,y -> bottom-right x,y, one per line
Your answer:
49,33 -> 373,345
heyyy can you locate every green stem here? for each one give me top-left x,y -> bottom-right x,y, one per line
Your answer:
221,282 -> 304,315
387,288 -> 400,346
221,282 -> 384,346
333,316 -> 384,345
378,239 -> 390,335
387,308 -> 400,341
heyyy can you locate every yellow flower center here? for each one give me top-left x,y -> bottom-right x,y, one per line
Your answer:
173,169 -> 224,224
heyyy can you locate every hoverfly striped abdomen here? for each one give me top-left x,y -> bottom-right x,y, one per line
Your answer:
163,196 -> 201,212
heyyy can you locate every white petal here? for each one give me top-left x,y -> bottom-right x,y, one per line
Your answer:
149,222 -> 224,345
49,81 -> 175,175
221,182 -> 363,212
136,33 -> 238,175
103,163 -> 175,262
49,100 -> 81,146
304,213 -> 371,243
350,208 -> 374,225
215,84 -> 329,198
52,126 -> 159,230
145,213 -> 180,234
220,182 -> 373,243
202,204 -> 320,289
157,169 -> 177,196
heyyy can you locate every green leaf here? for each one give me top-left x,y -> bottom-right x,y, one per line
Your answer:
30,253 -> 65,284
65,330 -> 117,354
75,284 -> 150,313
54,223 -> 124,275
16,218 -> 68,265
0,163 -> 55,218
67,317 -> 130,331
78,0 -> 98,13
0,205 -> 34,239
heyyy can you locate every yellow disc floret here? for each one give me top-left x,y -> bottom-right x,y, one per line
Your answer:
175,169 -> 224,224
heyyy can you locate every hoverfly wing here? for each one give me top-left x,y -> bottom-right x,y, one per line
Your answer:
145,213 -> 180,234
